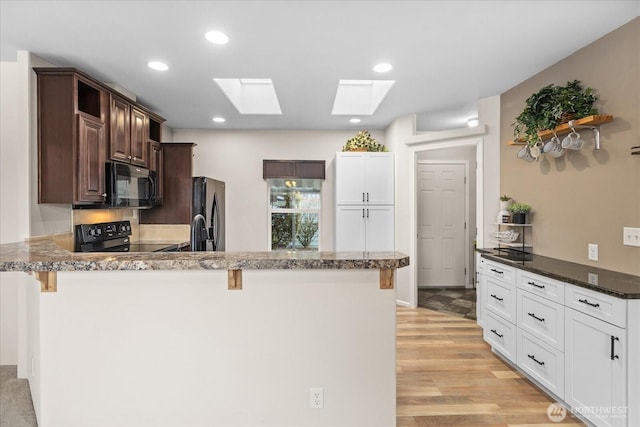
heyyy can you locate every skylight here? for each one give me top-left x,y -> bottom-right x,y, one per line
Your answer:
213,78 -> 282,115
331,80 -> 395,116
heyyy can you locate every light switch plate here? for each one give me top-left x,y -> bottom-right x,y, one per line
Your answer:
623,227 -> 640,247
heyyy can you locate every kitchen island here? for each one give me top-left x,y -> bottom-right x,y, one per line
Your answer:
0,238 -> 409,427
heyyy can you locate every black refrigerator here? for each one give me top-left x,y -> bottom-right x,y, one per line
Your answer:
191,177 -> 225,251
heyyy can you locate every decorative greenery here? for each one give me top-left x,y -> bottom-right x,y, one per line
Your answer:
508,203 -> 531,214
342,130 -> 388,152
500,195 -> 512,201
296,214 -> 318,249
512,80 -> 598,146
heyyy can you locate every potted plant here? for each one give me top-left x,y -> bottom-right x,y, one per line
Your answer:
508,203 -> 531,224
342,130 -> 388,152
499,195 -> 512,211
512,80 -> 598,146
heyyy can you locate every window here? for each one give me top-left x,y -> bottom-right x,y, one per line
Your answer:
268,179 -> 321,251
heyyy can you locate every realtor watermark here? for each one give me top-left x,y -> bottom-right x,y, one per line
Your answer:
547,402 -> 628,423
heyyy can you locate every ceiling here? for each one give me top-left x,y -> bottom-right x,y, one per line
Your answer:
1,1 -> 638,131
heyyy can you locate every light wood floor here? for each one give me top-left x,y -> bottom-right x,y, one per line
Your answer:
396,306 -> 585,426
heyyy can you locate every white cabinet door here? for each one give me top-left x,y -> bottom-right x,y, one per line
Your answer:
565,308 -> 627,427
335,153 -> 393,205
365,206 -> 394,251
365,153 -> 394,205
335,153 -> 366,205
335,206 -> 366,251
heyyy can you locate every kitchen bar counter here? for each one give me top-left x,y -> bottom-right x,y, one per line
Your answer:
0,238 -> 409,272
478,248 -> 640,298
2,237 -> 407,426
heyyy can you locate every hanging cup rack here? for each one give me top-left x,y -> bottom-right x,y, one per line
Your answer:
567,119 -> 602,150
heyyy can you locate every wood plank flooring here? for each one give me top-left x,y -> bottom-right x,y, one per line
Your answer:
396,306 -> 585,427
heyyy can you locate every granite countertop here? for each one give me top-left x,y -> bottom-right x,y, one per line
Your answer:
478,248 -> 640,299
0,239 -> 410,272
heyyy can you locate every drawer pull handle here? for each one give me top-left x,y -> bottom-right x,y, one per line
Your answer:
527,354 -> 545,366
528,312 -> 545,322
490,294 -> 504,302
528,281 -> 545,289
578,298 -> 600,308
490,329 -> 503,338
490,268 -> 504,275
610,336 -> 620,360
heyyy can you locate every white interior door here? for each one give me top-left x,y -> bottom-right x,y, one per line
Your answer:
417,163 -> 466,287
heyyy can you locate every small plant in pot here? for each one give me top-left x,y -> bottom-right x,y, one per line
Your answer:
342,130 -> 388,152
499,195 -> 512,211
508,203 -> 531,224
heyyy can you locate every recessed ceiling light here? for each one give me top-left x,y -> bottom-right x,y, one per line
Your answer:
212,116 -> 226,123
205,30 -> 229,45
373,63 -> 393,73
467,117 -> 479,127
349,118 -> 361,124
148,61 -> 168,71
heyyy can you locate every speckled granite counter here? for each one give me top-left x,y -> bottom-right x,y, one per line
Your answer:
478,249 -> 640,299
0,238 -> 410,272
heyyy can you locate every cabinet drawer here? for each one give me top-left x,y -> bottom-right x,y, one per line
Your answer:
484,259 -> 515,284
565,284 -> 627,328
517,329 -> 564,399
486,277 -> 516,324
485,312 -> 516,364
517,289 -> 564,351
517,270 -> 564,304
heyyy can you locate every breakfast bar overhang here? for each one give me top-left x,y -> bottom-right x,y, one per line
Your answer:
0,239 -> 409,427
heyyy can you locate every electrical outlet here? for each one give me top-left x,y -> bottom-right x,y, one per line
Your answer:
588,244 -> 598,261
309,387 -> 324,409
588,272 -> 599,286
623,227 -> 640,247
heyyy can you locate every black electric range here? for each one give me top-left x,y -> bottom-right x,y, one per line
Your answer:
74,220 -> 181,253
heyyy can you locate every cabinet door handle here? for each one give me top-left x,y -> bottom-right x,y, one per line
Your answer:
490,294 -> 504,302
366,209 -> 369,218
490,268 -> 504,275
362,209 -> 365,218
127,155 -> 132,160
610,336 -> 620,360
527,354 -> 545,366
578,298 -> 600,308
528,312 -> 545,322
101,193 -> 107,198
528,281 -> 545,289
490,329 -> 503,338
366,192 -> 369,202
362,192 -> 365,203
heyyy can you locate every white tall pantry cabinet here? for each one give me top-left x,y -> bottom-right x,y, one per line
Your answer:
334,152 -> 394,252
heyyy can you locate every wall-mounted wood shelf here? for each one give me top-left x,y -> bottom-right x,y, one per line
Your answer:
507,114 -> 613,146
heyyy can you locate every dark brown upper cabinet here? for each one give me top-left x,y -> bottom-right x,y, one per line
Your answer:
263,160 -> 326,180
35,67 -> 165,206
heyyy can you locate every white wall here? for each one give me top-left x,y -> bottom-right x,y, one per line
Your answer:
172,129 -> 385,251
32,270 -> 396,426
0,61 -> 25,365
385,96 -> 501,307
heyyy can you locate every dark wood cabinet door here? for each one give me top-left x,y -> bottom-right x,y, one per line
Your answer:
109,95 -> 130,163
130,107 -> 148,167
149,141 -> 163,204
76,112 -> 106,203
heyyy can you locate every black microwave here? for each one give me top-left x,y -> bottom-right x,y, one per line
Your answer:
105,162 -> 158,208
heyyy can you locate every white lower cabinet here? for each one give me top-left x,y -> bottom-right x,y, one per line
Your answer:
485,311 -> 517,363
477,257 -> 638,427
517,328 -> 565,398
475,253 -> 486,328
334,205 -> 394,252
565,307 -> 627,427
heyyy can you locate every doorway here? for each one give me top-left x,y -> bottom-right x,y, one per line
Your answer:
417,161 -> 468,288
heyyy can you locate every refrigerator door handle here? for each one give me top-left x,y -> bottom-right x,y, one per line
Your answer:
211,193 -> 219,250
